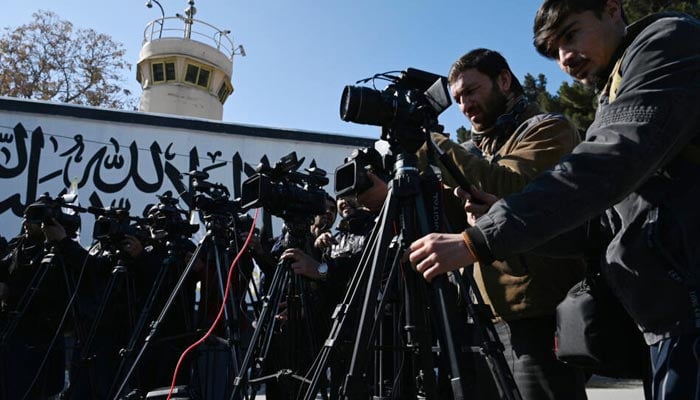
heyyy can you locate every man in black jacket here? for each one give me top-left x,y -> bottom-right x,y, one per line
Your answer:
409,1 -> 700,399
0,214 -> 87,399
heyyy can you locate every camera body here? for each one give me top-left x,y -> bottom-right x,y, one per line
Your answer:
90,207 -> 148,248
336,68 -> 452,196
146,193 -> 199,240
23,193 -> 82,238
241,152 -> 329,221
334,147 -> 389,197
340,68 -> 452,133
186,170 -> 255,238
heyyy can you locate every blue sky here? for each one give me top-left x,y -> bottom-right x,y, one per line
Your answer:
5,0 -> 572,140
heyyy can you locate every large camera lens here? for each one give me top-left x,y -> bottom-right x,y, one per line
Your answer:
340,85 -> 396,126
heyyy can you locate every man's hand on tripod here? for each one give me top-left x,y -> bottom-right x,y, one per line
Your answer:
409,233 -> 474,282
280,248 -> 322,280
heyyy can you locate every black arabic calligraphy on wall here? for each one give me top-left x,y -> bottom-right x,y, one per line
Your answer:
0,123 -> 245,221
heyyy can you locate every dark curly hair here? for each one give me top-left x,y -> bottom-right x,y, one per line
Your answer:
448,48 -> 523,95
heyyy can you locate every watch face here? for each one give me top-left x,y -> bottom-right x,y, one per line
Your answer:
318,263 -> 328,275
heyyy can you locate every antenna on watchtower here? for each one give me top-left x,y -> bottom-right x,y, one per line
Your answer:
137,0 -> 246,120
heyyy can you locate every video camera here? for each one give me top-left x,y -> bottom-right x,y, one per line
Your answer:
334,146 -> 389,197
88,206 -> 148,248
145,192 -> 199,240
336,68 -> 452,196
186,170 -> 241,215
241,152 -> 329,220
23,192 -> 83,238
340,68 -> 451,142
185,170 -> 255,237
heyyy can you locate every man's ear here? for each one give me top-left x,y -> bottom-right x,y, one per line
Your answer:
497,69 -> 512,93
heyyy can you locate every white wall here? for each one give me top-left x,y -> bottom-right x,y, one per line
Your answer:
0,99 -> 374,245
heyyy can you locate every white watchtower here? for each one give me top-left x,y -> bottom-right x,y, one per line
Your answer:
137,0 -> 245,120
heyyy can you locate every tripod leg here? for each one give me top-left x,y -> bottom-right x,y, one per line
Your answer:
0,260 -> 52,346
403,255 -> 438,400
95,258 -> 174,395
110,239 -> 206,399
454,269 -> 523,400
71,264 -> 128,397
0,260 -> 53,400
431,275 -> 467,400
79,265 -> 127,359
341,190 -> 402,399
212,243 -> 242,379
301,203 -> 386,400
230,261 -> 289,400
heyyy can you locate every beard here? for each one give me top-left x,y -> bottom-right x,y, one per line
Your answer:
473,84 -> 509,132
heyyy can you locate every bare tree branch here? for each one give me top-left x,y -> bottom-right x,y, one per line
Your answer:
0,10 -> 137,109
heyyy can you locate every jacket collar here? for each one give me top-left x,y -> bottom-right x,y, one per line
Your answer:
472,95 -> 540,154
597,12 -> 688,92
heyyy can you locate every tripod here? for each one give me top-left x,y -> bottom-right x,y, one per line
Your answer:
109,206 -> 248,400
230,218 -> 326,400
0,238 -> 88,400
102,236 -> 194,393
301,138 -> 523,400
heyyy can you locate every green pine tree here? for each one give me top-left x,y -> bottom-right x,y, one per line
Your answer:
456,126 -> 471,143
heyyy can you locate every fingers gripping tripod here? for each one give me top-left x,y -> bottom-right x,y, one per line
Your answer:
302,140 -> 523,400
231,219 -> 324,400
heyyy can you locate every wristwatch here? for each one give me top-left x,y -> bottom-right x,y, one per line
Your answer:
317,262 -> 329,281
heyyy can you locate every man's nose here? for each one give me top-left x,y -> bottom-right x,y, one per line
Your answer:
558,47 -> 575,70
459,97 -> 472,114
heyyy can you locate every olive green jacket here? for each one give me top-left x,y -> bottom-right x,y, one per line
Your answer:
429,101 -> 586,321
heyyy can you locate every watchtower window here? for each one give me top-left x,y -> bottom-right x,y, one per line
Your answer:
185,63 -> 212,88
152,61 -> 176,83
217,82 -> 232,103
165,63 -> 176,80
197,69 -> 210,87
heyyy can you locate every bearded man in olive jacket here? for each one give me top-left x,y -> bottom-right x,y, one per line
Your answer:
427,48 -> 588,400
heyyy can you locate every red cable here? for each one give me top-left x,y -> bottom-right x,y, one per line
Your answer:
166,209 -> 260,400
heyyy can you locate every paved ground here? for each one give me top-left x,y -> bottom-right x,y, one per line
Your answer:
249,376 -> 646,399
252,389 -> 645,400
586,376 -> 645,400
587,387 -> 644,400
